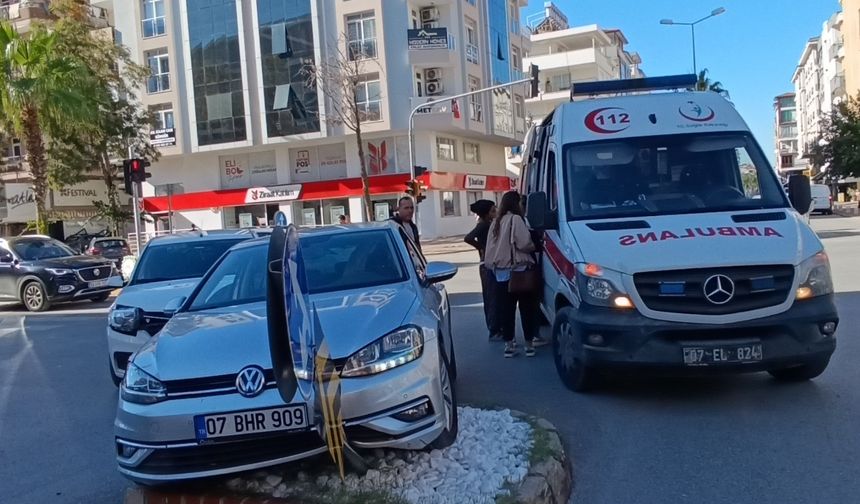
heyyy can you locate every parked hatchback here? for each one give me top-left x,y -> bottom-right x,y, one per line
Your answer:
107,231 -> 255,386
86,237 -> 131,268
0,236 -> 121,311
115,224 -> 459,484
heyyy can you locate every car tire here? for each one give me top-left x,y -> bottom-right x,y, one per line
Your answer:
552,306 -> 599,392
21,281 -> 50,312
109,357 -> 122,387
429,342 -> 458,450
91,293 -> 111,303
768,357 -> 830,382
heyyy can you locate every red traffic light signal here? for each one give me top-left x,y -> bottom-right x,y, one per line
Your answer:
129,158 -> 152,183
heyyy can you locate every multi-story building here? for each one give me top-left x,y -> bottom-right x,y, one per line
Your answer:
774,92 -> 801,175
792,37 -> 822,161
0,0 -> 115,236
116,0 -> 529,240
821,12 -> 846,116
522,2 -> 643,121
840,0 -> 860,96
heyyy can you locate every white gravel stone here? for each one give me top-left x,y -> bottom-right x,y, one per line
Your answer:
239,407 -> 532,504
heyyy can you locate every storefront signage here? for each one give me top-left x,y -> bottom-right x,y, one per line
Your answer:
407,28 -> 449,51
150,128 -> 176,147
220,152 -> 278,189
290,144 -> 348,182
465,174 -> 488,190
244,184 -> 302,204
295,150 -> 312,175
4,183 -> 37,222
52,180 -> 122,207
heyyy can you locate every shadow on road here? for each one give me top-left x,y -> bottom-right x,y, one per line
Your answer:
449,291 -> 484,307
0,298 -> 113,315
816,229 -> 860,240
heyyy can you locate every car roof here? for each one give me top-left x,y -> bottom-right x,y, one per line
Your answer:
0,235 -> 57,244
145,229 -> 260,247
225,223 -> 398,252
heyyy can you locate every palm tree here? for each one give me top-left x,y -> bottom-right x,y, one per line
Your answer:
0,22 -> 95,233
695,68 -> 729,98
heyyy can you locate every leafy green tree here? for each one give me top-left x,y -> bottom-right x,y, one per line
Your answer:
810,94 -> 860,180
695,68 -> 729,98
0,21 -> 97,233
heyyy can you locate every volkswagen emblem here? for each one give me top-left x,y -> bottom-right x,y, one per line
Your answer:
93,268 -> 101,277
703,274 -> 735,305
235,366 -> 266,398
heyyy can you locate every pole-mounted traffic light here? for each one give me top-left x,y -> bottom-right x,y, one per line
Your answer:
529,64 -> 540,98
123,158 -> 152,195
414,166 -> 428,178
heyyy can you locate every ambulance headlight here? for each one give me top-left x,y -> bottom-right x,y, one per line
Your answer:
796,252 -> 834,300
577,264 -> 633,309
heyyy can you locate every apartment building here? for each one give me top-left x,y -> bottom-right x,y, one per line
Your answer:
116,0 -> 529,240
841,0 -> 860,96
792,37 -> 822,161
774,93 -> 801,175
0,0 -> 115,236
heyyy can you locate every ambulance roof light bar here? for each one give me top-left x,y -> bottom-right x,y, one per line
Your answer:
570,74 -> 698,101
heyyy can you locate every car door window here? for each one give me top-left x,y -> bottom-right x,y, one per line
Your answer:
401,230 -> 427,282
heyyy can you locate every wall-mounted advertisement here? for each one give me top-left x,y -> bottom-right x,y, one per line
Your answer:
4,183 -> 37,223
220,151 -> 278,189
289,144 -> 348,182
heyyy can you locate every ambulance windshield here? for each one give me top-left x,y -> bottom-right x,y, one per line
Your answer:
563,133 -> 788,220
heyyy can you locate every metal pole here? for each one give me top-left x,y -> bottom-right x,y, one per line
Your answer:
127,144 -> 143,256
167,184 -> 174,233
691,24 -> 697,75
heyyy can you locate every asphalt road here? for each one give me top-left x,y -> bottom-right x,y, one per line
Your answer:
1,215 -> 859,504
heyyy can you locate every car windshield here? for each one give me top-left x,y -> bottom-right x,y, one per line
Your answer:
11,238 -> 76,260
563,133 -> 788,220
189,244 -> 266,311
301,230 -> 407,294
132,238 -> 244,284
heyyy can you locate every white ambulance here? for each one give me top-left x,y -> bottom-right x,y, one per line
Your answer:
521,75 -> 838,392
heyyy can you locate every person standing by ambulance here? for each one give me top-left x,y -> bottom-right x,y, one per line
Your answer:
464,199 -> 501,340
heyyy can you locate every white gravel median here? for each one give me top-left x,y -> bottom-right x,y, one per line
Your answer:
228,406 -> 534,504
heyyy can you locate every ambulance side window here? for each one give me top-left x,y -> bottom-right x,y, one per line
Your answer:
546,150 -> 558,210
524,126 -> 543,195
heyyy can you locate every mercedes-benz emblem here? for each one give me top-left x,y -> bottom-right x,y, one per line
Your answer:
93,268 -> 101,277
703,274 -> 735,305
236,366 -> 265,398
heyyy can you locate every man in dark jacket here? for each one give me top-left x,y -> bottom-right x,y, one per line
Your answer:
464,199 -> 501,340
391,196 -> 421,253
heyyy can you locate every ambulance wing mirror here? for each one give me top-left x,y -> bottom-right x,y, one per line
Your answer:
787,175 -> 812,215
526,191 -> 557,230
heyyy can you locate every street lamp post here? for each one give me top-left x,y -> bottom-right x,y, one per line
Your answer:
660,7 -> 726,75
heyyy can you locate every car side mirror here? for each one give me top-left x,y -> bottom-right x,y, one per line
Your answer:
525,191 -> 558,230
788,175 -> 812,214
425,262 -> 458,284
163,296 -> 187,316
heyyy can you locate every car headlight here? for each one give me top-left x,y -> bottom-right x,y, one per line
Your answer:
341,327 -> 424,378
109,305 -> 141,335
796,251 -> 834,300
121,363 -> 166,404
45,267 -> 73,276
576,263 -> 634,309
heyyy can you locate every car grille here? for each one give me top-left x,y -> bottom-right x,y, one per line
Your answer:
133,432 -> 326,475
164,369 -> 277,397
633,265 -> 795,315
140,311 -> 171,336
76,265 -> 113,281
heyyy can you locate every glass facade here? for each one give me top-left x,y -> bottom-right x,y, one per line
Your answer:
187,0 -> 247,146
487,0 -> 510,85
257,0 -> 320,137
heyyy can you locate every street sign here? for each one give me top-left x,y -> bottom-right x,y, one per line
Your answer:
407,28 -> 449,50
274,210 -> 288,227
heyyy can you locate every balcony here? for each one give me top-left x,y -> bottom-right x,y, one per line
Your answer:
0,1 -> 108,27
410,96 -> 465,132
408,30 -> 457,67
525,47 -> 612,73
831,75 -> 846,97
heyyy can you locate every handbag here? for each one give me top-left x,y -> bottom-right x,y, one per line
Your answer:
507,216 -> 542,294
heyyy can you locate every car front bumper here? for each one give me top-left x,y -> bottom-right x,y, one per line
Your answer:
48,273 -> 121,302
569,295 -> 838,373
114,343 -> 445,483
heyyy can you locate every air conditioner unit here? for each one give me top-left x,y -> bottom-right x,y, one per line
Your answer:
421,7 -> 440,22
426,80 -> 444,96
424,68 -> 442,81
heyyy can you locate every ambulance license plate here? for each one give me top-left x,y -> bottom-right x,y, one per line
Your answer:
683,344 -> 763,366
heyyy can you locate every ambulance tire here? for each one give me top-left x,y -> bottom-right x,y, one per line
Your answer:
552,306 -> 599,392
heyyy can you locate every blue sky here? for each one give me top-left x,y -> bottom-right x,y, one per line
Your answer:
523,0 -> 841,160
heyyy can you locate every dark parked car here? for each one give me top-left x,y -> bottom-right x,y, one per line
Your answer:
0,235 -> 122,311
86,237 -> 131,268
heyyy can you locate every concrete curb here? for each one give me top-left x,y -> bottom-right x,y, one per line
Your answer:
507,410 -> 573,504
124,487 -> 296,504
835,206 -> 860,217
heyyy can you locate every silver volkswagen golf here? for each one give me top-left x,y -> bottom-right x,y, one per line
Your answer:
114,223 -> 459,484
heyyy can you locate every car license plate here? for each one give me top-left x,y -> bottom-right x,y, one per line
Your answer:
194,405 -> 308,442
88,279 -> 109,288
683,344 -> 763,366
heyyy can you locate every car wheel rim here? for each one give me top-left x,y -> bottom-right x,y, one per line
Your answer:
25,285 -> 42,309
557,321 -> 578,372
440,356 -> 453,431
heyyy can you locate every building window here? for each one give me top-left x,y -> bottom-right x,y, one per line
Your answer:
437,137 -> 457,161
781,155 -> 794,167
3,138 -> 21,160
779,109 -> 796,123
346,12 -> 377,60
466,0 -> 476,5
514,94 -> 524,118
149,103 -> 174,129
550,74 -> 571,92
145,48 -> 170,93
511,45 -> 521,71
187,0 -> 246,145
466,18 -> 479,64
464,142 -> 481,163
441,191 -> 461,217
467,191 -> 481,207
141,0 -> 166,38
356,76 -> 382,122
469,76 -> 482,122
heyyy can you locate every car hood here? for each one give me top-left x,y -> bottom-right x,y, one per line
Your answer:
116,278 -> 200,312
136,284 -> 419,381
569,211 -> 820,275
32,255 -> 113,269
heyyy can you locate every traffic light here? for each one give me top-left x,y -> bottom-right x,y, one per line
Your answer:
123,158 -> 152,195
414,166 -> 428,178
529,64 -> 540,98
405,180 -> 417,197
